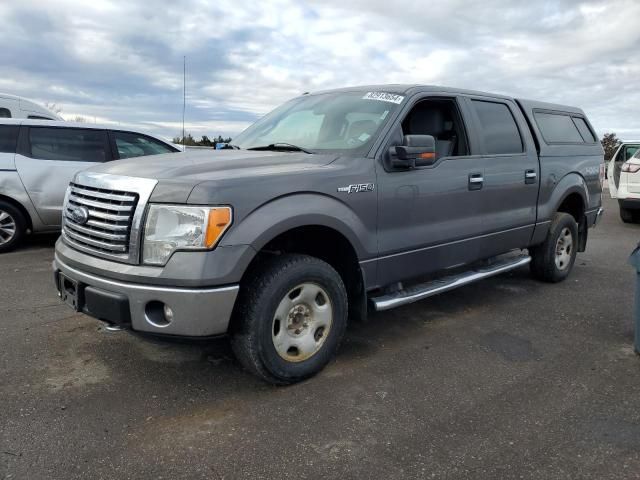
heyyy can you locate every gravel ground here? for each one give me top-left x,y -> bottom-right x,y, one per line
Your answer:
1,194 -> 640,479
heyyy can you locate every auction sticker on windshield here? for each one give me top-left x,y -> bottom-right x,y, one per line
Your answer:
363,92 -> 405,104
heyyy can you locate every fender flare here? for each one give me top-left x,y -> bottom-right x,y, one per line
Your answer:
220,193 -> 374,260
541,173 -> 589,223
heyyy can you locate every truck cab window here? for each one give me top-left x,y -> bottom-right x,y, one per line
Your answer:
401,98 -> 469,159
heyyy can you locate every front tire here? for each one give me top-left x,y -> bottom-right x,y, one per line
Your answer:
230,254 -> 348,385
530,212 -> 578,283
0,201 -> 26,253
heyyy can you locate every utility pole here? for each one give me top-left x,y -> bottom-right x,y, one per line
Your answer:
182,56 -> 186,150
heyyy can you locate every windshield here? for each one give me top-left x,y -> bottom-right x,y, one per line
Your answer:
232,91 -> 405,153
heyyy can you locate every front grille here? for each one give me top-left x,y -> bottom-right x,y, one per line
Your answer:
63,183 -> 138,256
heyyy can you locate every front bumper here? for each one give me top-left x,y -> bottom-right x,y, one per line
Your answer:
54,256 -> 239,337
619,199 -> 640,211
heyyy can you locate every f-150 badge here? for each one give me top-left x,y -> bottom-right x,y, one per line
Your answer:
337,183 -> 375,193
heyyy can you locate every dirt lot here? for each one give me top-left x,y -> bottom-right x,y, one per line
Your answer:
1,194 -> 640,479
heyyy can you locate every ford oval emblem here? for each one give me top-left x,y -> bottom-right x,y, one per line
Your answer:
70,206 -> 90,225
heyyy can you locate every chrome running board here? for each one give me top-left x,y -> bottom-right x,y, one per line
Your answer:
370,255 -> 531,311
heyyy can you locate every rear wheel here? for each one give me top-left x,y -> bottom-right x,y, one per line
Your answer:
620,206 -> 636,223
0,201 -> 26,253
230,254 -> 348,385
530,212 -> 578,283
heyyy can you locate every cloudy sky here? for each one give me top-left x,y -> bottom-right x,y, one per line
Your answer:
1,0 -> 639,141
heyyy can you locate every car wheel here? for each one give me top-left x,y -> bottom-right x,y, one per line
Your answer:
0,201 -> 26,253
530,212 -> 578,283
620,207 -> 635,223
230,254 -> 348,385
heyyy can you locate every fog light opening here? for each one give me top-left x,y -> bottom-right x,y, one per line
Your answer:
145,301 -> 173,328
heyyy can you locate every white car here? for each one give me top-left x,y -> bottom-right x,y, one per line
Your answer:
608,141 -> 640,222
0,93 -> 63,120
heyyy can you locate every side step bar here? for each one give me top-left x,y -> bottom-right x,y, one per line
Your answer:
370,255 -> 531,311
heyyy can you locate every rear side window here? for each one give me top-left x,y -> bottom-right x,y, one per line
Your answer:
113,131 -> 176,159
572,117 -> 596,142
625,146 -> 640,161
471,100 -> 523,154
29,128 -> 107,162
0,108 -> 11,118
534,112 -> 584,143
0,126 -> 19,153
27,115 -> 54,120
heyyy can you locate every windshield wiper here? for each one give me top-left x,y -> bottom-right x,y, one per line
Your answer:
246,143 -> 313,154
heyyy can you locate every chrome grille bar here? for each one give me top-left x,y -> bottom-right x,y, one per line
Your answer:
62,173 -> 158,264
63,182 -> 138,258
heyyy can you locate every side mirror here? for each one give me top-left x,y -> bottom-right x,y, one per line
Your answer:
389,135 -> 436,169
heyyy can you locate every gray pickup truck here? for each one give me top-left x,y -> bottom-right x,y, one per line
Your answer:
54,85 -> 604,384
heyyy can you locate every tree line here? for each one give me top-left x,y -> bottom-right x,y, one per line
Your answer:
172,134 -> 233,147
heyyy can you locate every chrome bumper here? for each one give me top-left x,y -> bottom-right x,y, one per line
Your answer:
54,255 -> 239,337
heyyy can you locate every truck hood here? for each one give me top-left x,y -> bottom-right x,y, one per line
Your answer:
84,149 -> 338,182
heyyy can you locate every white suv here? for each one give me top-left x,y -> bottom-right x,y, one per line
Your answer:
608,141 -> 640,222
0,120 -> 179,252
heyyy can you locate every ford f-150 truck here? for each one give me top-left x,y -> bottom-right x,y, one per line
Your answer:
54,85 -> 604,384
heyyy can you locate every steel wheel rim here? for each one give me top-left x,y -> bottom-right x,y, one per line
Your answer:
272,282 -> 333,363
554,227 -> 573,271
0,210 -> 16,245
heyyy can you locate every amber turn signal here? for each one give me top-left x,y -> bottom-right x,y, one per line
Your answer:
205,207 -> 233,248
418,152 -> 435,160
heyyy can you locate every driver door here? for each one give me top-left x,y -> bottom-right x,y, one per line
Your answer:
375,95 -> 488,285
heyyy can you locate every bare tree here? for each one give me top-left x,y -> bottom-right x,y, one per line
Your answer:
44,102 -> 63,115
71,115 -> 88,123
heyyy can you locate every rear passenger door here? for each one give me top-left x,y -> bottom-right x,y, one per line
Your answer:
463,96 -> 539,251
15,127 -> 111,226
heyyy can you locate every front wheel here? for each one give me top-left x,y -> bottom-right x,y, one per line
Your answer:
530,212 -> 578,283
230,254 -> 348,385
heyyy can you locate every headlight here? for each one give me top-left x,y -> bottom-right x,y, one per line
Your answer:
143,205 -> 232,265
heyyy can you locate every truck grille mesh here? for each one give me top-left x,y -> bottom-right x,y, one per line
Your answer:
63,183 -> 138,255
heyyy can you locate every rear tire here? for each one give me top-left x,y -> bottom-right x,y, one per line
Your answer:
230,254 -> 348,385
0,201 -> 26,253
530,212 -> 578,283
620,206 -> 635,223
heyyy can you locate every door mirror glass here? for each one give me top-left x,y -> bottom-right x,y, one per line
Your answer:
389,134 -> 436,168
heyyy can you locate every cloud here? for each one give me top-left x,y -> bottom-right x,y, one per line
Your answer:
0,0 -> 638,139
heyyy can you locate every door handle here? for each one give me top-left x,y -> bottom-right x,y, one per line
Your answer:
469,173 -> 483,191
525,169 -> 537,184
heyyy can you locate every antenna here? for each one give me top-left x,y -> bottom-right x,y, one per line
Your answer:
182,56 -> 186,150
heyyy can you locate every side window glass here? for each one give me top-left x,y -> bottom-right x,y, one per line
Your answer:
400,98 -> 469,159
625,146 -> 640,161
471,100 -> 523,154
0,126 -> 19,153
114,131 -> 175,159
572,117 -> 596,143
534,112 -> 584,143
0,108 -> 11,118
29,128 -> 107,162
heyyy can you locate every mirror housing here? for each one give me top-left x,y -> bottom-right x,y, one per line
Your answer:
389,135 -> 437,169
